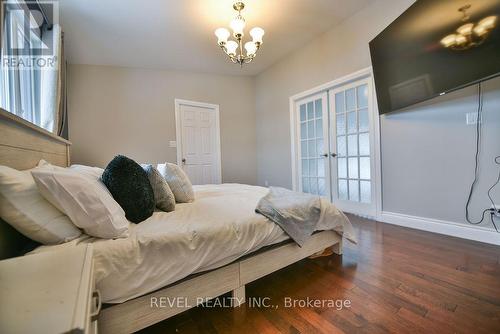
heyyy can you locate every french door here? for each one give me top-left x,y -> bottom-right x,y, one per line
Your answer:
294,77 -> 376,216
295,92 -> 330,198
329,78 -> 376,215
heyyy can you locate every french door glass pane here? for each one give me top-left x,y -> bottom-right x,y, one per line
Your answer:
318,160 -> 325,177
359,108 -> 369,132
307,121 -> 315,138
349,180 -> 359,201
337,136 -> 346,157
317,139 -> 324,155
315,119 -> 323,136
318,178 -> 326,196
302,159 -> 309,176
360,181 -> 371,203
301,141 -> 307,157
338,158 -> 347,178
348,158 -> 359,178
307,102 -> 314,119
300,104 -> 307,121
357,85 -> 368,108
337,114 -> 346,135
360,157 -> 370,179
347,112 -> 357,134
315,100 -> 322,118
338,179 -> 348,200
346,89 -> 356,111
308,140 -> 316,157
310,178 -> 318,194
348,135 -> 358,156
359,133 -> 370,155
335,92 -> 344,113
309,159 -> 317,175
302,178 -> 310,193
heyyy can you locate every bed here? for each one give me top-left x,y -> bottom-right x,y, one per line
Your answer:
0,108 -> 353,333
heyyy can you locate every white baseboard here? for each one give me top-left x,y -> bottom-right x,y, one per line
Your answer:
378,211 -> 500,246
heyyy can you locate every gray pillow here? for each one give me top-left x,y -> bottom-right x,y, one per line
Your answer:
157,163 -> 194,203
142,164 -> 176,212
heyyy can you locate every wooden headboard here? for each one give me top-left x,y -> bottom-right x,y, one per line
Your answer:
0,108 -> 72,259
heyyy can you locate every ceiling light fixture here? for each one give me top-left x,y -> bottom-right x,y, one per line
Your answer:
215,2 -> 264,67
440,4 -> 497,51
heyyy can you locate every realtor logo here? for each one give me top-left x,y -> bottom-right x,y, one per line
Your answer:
1,0 -> 59,68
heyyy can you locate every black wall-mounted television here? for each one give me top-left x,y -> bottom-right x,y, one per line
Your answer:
369,0 -> 500,114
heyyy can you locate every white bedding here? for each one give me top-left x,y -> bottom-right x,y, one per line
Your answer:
31,184 -> 354,303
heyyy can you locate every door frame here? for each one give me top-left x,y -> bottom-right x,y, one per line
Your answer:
289,67 -> 382,219
174,99 -> 222,184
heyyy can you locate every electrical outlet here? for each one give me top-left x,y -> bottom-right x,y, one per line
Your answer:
169,141 -> 177,148
264,180 -> 269,187
492,204 -> 500,218
466,112 -> 482,125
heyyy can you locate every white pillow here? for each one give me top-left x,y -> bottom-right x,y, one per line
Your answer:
0,163 -> 82,245
157,163 -> 194,203
31,166 -> 129,239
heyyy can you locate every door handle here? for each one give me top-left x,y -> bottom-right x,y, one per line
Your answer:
321,154 -> 328,158
331,153 -> 337,158
182,158 -> 186,164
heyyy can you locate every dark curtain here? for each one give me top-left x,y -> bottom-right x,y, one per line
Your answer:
57,32 -> 68,140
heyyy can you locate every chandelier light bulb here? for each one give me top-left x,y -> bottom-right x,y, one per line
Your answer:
244,41 -> 257,56
478,16 -> 497,30
440,34 -> 457,47
455,34 -> 467,45
457,23 -> 474,35
250,27 -> 265,45
474,25 -> 487,36
225,41 -> 239,56
215,28 -> 230,45
230,16 -> 246,37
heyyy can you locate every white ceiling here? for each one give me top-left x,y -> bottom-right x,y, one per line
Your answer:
60,0 -> 374,76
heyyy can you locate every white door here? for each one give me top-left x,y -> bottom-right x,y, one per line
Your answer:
175,100 -> 221,185
329,78 -> 376,216
295,92 -> 330,198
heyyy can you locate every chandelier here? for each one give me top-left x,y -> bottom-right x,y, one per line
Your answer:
214,2 -> 265,67
440,4 -> 497,51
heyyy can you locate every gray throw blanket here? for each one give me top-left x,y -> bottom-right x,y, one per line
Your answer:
256,187 -> 322,247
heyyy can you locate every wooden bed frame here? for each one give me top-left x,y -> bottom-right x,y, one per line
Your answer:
0,108 -> 343,333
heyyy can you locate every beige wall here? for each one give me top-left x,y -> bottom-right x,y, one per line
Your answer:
68,64 -> 257,185
254,0 -> 500,229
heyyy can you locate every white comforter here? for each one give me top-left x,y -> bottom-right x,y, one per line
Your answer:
31,184 -> 354,303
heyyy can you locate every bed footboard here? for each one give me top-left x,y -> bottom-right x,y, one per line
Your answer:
98,231 -> 342,333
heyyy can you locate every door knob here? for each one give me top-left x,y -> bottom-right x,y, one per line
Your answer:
182,158 -> 186,164
331,153 -> 337,158
321,154 -> 328,158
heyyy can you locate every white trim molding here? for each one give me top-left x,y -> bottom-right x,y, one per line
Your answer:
379,211 -> 500,246
174,99 -> 222,184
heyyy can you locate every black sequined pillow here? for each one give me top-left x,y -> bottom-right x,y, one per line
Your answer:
101,155 -> 155,223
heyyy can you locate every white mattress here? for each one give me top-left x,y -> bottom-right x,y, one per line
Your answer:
31,184 -> 353,303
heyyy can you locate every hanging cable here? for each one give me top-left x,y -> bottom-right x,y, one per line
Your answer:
464,82 -> 500,231
465,83 -> 484,225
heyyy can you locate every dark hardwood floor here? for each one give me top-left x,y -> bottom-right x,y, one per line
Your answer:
140,215 -> 500,334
